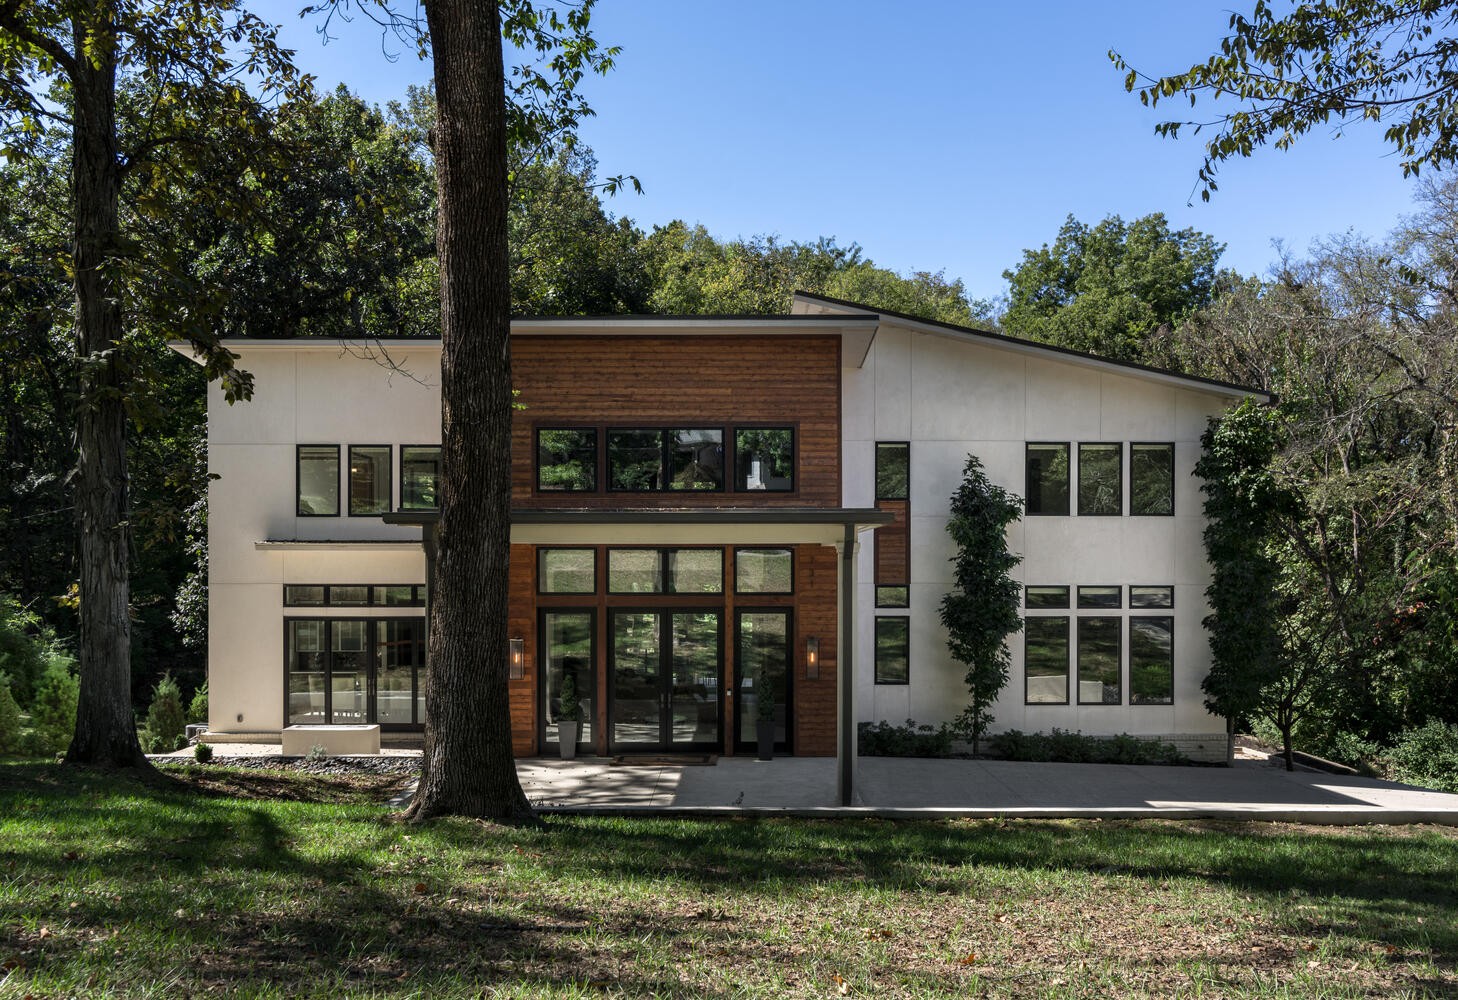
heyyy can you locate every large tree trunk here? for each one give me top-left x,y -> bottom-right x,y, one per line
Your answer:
64,10 -> 148,769
407,0 -> 533,822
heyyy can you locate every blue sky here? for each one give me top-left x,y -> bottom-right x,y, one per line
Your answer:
276,1 -> 1423,304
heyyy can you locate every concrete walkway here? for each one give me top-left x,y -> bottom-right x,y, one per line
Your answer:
518,756 -> 1458,824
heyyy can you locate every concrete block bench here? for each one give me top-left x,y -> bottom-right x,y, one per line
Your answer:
282,724 -> 381,756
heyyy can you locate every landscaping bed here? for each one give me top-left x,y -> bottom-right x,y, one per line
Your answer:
2,761 -> 1456,998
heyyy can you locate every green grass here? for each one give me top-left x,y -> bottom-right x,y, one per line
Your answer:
2,761 -> 1457,997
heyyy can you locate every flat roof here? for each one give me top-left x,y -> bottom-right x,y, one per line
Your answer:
383,508 -> 894,527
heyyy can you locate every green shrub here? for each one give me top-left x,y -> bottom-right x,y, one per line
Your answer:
0,672 -> 21,755
193,741 -> 214,763
30,657 -> 79,754
858,719 -> 956,758
1383,720 -> 1458,793
0,593 -> 58,708
141,673 -> 188,754
187,681 -> 208,725
988,729 -> 1187,766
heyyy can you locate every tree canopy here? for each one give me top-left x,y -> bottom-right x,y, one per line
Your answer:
1112,1 -> 1458,198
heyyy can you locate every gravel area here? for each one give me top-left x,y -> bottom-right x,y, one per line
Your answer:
152,754 -> 422,776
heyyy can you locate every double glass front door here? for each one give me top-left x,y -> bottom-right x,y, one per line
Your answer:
286,618 -> 427,728
611,610 -> 722,751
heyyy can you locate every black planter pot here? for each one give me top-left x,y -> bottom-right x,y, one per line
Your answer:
756,720 -> 775,761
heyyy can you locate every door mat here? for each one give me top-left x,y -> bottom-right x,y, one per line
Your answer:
609,754 -> 718,766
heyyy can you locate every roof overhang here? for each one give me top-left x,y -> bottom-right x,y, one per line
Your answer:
383,507 -> 894,546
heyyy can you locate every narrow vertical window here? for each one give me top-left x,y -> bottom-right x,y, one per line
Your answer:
1024,616 -> 1069,704
349,445 -> 392,515
874,617 -> 910,684
1077,443 -> 1122,516
735,428 -> 794,492
536,428 -> 597,491
400,445 -> 441,510
1077,616 -> 1122,705
875,442 -> 909,500
1130,443 -> 1175,516
1025,443 -> 1070,515
1130,617 -> 1174,705
297,445 -> 340,516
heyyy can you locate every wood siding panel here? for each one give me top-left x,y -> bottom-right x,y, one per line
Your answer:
508,543 -> 537,756
512,335 -> 841,508
792,544 -> 838,756
874,499 -> 909,586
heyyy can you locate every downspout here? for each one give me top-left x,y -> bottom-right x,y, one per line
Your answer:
839,522 -> 855,807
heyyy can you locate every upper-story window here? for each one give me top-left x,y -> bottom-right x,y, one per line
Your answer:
735,428 -> 793,492
1077,443 -> 1122,516
1025,443 -> 1070,516
1130,443 -> 1175,516
297,445 -> 340,517
400,446 -> 441,510
349,445 -> 392,516
537,428 -> 597,492
875,442 -> 909,500
608,428 -> 724,492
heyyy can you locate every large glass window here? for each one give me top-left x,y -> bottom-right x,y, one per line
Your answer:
874,617 -> 910,684
876,442 -> 910,500
667,549 -> 722,593
608,429 -> 664,491
736,610 -> 789,750
543,611 -> 595,749
297,445 -> 340,516
1025,443 -> 1069,516
348,445 -> 392,515
539,549 -> 596,594
735,428 -> 794,492
1077,617 -> 1122,705
1131,443 -> 1175,516
1078,443 -> 1123,516
735,548 -> 793,594
537,428 -> 597,492
668,429 -> 723,491
288,618 -> 426,727
1024,616 -> 1069,704
1130,617 -> 1174,705
400,446 -> 441,510
286,620 -> 327,724
608,549 -> 663,593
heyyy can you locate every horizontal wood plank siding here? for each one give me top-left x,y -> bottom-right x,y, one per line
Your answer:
874,499 -> 909,586
512,335 -> 841,508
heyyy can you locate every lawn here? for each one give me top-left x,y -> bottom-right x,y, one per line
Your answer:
1,762 -> 1456,998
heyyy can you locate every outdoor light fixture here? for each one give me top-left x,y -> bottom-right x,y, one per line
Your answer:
805,636 -> 819,679
508,637 -> 525,680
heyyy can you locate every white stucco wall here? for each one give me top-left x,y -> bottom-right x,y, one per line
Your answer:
206,345 -> 437,733
844,320 -> 1233,744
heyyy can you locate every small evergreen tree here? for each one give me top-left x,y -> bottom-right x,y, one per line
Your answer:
0,672 -> 22,756
142,674 -> 188,753
31,658 -> 80,754
187,681 -> 209,726
940,455 -> 1024,750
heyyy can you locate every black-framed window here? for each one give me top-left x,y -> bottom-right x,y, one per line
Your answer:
1025,585 -> 1070,609
735,428 -> 794,492
286,617 -> 426,727
349,445 -> 391,515
1025,443 -> 1070,516
1131,443 -> 1175,516
875,585 -> 909,608
1078,443 -> 1122,516
1077,585 -> 1123,610
875,442 -> 909,500
400,445 -> 441,511
297,445 -> 340,516
874,616 -> 910,684
608,429 -> 665,491
668,429 -> 724,491
538,549 -> 596,595
1130,585 -> 1174,609
537,428 -> 597,492
607,428 -> 724,492
734,548 -> 793,594
1024,616 -> 1069,704
1077,616 -> 1122,705
607,548 -> 723,595
1130,616 -> 1174,705
284,584 -> 426,607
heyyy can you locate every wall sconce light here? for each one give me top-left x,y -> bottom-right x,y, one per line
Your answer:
508,637 -> 525,680
805,636 -> 819,679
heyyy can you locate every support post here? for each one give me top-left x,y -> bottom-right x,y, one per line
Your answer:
838,523 -> 856,806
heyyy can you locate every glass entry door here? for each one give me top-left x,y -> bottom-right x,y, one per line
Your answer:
610,610 -> 722,751
541,610 -> 595,753
735,610 -> 792,753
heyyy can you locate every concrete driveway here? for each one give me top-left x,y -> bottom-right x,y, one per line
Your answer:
518,756 -> 1458,824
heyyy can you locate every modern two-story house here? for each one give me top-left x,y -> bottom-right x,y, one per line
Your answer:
181,291 -> 1267,777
